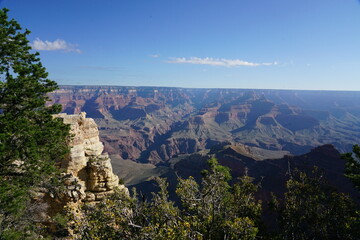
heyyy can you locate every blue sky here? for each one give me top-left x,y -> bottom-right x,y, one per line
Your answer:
2,0 -> 360,90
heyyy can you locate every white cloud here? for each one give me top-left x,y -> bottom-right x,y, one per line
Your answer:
167,57 -> 277,67
31,38 -> 81,53
150,54 -> 160,58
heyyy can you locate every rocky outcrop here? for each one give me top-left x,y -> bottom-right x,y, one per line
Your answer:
55,112 -> 127,203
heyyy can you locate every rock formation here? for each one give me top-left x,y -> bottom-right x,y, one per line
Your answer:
54,112 -> 127,203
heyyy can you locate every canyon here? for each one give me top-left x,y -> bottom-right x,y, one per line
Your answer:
48,86 -> 360,200
50,86 -> 360,164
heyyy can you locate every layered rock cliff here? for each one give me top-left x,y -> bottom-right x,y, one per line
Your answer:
55,112 -> 127,203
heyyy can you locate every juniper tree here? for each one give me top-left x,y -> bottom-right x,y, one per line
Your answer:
176,158 -> 261,240
274,168 -> 359,240
342,144 -> 360,191
0,8 -> 70,238
341,145 -> 360,238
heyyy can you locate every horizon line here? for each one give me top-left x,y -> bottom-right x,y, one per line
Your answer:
57,84 -> 360,93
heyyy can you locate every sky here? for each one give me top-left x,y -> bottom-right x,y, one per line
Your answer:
1,0 -> 360,90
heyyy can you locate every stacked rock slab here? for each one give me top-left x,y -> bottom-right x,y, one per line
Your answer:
55,112 -> 126,202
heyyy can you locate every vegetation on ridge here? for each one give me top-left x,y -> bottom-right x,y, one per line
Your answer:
68,158 -> 262,240
67,158 -> 360,240
342,144 -> 360,191
0,8 -> 70,238
272,168 -> 359,240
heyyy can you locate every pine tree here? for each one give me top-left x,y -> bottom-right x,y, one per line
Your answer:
0,8 -> 70,238
342,144 -> 360,191
176,158 -> 261,240
274,168 -> 359,240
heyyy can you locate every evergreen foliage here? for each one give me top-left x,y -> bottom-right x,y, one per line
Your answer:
342,144 -> 360,191
176,158 -> 261,240
70,158 -> 262,240
273,168 -> 360,240
69,180 -> 196,240
0,8 -> 70,238
68,158 -> 360,240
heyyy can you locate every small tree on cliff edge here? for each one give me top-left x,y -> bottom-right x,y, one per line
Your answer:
342,144 -> 360,191
0,8 -> 70,238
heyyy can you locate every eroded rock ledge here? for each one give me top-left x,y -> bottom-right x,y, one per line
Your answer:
55,112 -> 127,203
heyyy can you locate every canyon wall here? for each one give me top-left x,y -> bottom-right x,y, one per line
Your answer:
49,86 -> 360,164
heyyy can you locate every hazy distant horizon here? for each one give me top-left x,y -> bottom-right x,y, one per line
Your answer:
57,84 -> 360,93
